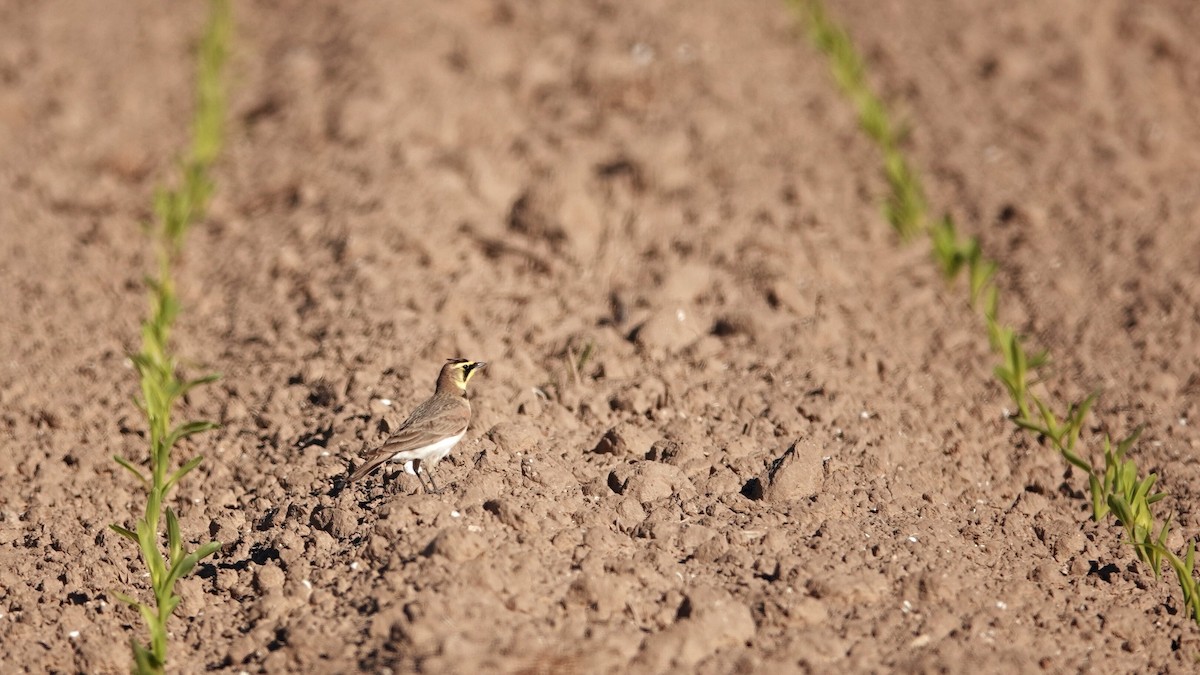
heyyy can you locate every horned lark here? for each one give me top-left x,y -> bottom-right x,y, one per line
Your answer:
347,358 -> 486,493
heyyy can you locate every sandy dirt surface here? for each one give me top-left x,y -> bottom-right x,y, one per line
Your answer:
3,0 -> 1200,672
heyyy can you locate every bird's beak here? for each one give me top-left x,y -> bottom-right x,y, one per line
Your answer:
473,362 -> 487,372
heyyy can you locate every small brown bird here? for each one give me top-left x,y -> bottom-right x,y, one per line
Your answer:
347,358 -> 486,493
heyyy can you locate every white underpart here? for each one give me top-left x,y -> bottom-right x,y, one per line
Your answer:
388,431 -> 466,475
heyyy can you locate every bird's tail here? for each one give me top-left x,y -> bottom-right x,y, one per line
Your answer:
347,452 -> 389,483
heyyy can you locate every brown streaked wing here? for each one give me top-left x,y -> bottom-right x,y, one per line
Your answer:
347,396 -> 470,482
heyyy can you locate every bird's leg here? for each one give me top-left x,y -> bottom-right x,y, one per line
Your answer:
410,459 -> 430,494
424,467 -> 442,495
414,472 -> 431,494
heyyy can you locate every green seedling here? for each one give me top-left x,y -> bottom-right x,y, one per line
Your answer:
110,1 -> 232,673
791,0 -> 1200,628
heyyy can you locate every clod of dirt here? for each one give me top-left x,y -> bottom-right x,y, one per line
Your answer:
309,505 -> 358,539
711,310 -> 759,340
614,497 -> 648,532
629,308 -> 707,356
566,572 -> 628,620
742,438 -> 824,502
483,499 -> 540,533
608,460 -> 696,503
423,528 -> 486,562
766,281 -> 817,318
507,189 -> 566,248
632,586 -> 756,670
253,564 -> 286,594
487,422 -> 539,455
608,379 -> 667,415
808,569 -> 891,607
591,425 -> 654,457
520,453 -> 579,492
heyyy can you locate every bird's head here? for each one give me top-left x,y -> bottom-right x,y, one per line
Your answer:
438,358 -> 487,394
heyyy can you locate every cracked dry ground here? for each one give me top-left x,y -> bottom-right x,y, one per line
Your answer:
3,0 -> 1200,672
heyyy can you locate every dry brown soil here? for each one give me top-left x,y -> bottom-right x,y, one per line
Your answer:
3,0 -> 1200,672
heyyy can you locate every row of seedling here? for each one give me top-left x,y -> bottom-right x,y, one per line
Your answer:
790,0 -> 1200,624
108,1 -> 232,673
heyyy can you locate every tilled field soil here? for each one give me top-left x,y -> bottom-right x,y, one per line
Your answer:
3,0 -> 1200,672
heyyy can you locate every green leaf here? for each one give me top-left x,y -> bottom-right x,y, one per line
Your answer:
1064,393 -> 1097,452
1033,397 -> 1061,442
194,540 -> 223,561
111,590 -> 141,607
1157,515 -> 1173,548
137,603 -> 161,634
1011,417 -> 1050,438
1089,473 -> 1107,521
1108,495 -> 1133,526
113,455 -> 150,488
1132,473 -> 1158,506
109,524 -> 139,543
129,352 -> 153,377
172,540 -> 222,583
983,286 -> 999,323
1115,460 -> 1133,493
165,420 -> 218,450
178,373 -> 220,399
146,490 -> 163,527
166,508 -> 183,564
1117,426 -> 1144,457
132,639 -> 158,673
161,593 -> 181,619
993,365 -> 1013,387
1010,335 -> 1027,386
165,455 -> 205,492
1059,448 -> 1093,473
1027,349 -> 1050,370
136,519 -> 167,584
969,259 -> 995,306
